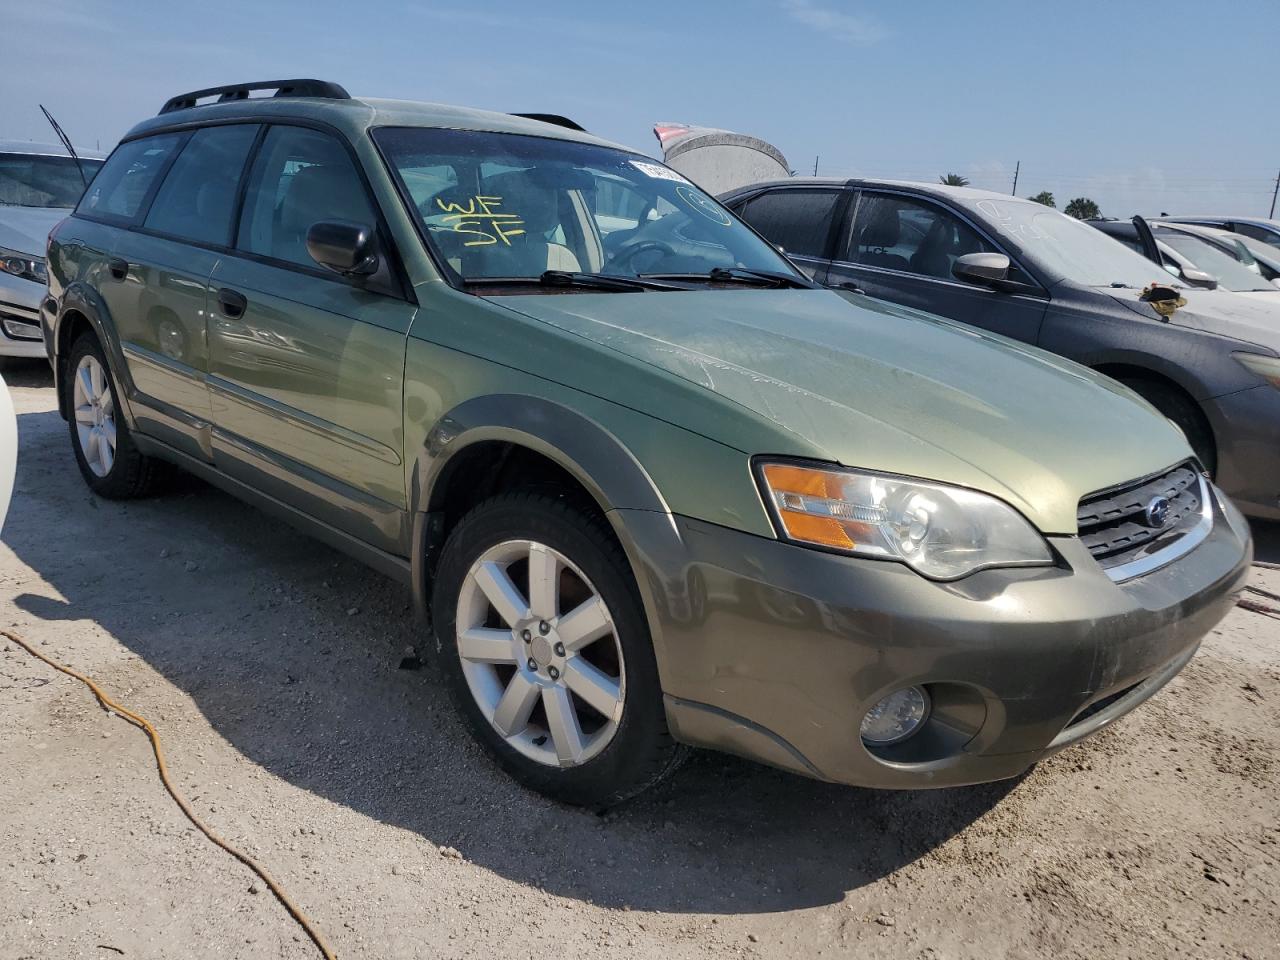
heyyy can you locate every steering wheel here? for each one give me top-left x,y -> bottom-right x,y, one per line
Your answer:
610,240 -> 677,272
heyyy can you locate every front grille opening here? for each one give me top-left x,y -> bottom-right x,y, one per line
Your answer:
1077,463 -> 1206,574
1067,681 -> 1144,729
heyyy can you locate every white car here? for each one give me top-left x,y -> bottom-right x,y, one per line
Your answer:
0,141 -> 104,357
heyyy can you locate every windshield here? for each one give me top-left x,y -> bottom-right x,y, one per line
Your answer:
971,198 -> 1174,288
0,153 -> 102,208
1156,230 -> 1275,292
374,127 -> 798,285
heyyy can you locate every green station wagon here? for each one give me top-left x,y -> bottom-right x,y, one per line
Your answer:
43,80 -> 1252,806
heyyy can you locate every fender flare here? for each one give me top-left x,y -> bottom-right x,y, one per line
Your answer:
407,393 -> 673,618
52,282 -> 139,427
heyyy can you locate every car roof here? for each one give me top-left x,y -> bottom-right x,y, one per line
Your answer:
720,175 -> 1049,207
0,139 -> 107,160
123,94 -> 631,154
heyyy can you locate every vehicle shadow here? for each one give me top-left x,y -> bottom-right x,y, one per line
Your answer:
4,402 -> 1016,915
1250,519 -> 1280,565
1,357 -> 54,389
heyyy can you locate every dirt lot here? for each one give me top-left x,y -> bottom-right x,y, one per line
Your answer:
1,357 -> 1278,960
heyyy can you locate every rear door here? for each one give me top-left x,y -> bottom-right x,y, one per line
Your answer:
734,186 -> 845,283
77,125 -> 260,461
207,123 -> 416,553
826,190 -> 1048,343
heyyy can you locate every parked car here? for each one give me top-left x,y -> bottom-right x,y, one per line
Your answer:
0,141 -> 103,358
1154,221 -> 1280,284
1164,216 -> 1280,250
46,82 -> 1251,806
723,178 -> 1280,520
1089,217 -> 1280,300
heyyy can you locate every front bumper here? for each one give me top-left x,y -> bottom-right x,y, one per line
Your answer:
617,488 -> 1251,789
1205,384 -> 1280,520
0,271 -> 50,358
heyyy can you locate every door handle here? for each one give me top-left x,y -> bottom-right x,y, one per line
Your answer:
831,281 -> 864,294
216,287 -> 248,319
108,257 -> 128,280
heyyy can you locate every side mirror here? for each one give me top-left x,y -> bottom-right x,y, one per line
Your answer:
952,251 -> 1010,285
1179,266 -> 1219,290
306,221 -> 378,277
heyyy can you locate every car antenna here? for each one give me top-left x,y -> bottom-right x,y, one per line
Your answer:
38,104 -> 90,188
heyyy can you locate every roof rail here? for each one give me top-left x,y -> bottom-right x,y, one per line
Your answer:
159,79 -> 351,115
511,113 -> 587,132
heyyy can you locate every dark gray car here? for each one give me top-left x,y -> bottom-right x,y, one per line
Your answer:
723,178 -> 1280,520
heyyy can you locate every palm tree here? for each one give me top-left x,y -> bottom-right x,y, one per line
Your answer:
939,173 -> 970,187
1064,197 -> 1101,220
1028,191 -> 1056,208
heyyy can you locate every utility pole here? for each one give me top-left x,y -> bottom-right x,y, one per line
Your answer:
1011,160 -> 1020,196
1270,168 -> 1279,218
813,155 -> 819,177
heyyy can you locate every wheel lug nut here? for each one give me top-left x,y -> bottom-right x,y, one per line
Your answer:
522,629 -> 532,643
548,666 -> 560,680
553,642 -> 565,657
527,658 -> 537,671
538,621 -> 550,635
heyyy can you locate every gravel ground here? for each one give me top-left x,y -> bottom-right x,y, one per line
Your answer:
2,357 -> 1278,960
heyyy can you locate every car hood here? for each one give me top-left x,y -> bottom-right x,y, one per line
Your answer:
1108,286 -> 1280,351
492,289 -> 1192,533
0,205 -> 70,256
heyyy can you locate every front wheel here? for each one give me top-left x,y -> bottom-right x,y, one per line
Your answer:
431,492 -> 685,807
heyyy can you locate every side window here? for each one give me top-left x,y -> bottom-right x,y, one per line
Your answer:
1112,233 -> 1147,256
76,134 -> 184,221
740,189 -> 840,259
236,126 -> 376,269
1232,222 -> 1280,247
846,193 -> 1000,281
143,125 -> 259,245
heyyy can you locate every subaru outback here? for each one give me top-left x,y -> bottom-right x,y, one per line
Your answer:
43,80 -> 1252,806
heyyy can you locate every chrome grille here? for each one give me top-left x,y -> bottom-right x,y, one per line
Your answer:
1077,463 -> 1212,582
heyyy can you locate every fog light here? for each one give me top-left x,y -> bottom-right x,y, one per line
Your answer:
861,686 -> 930,746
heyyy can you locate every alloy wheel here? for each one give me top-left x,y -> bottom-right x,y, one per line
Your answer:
72,355 -> 116,478
456,539 -> 626,768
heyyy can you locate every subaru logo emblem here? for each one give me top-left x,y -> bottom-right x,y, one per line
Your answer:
1145,496 -> 1171,529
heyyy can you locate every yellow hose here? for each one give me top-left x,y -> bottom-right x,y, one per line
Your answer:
3,629 -> 337,960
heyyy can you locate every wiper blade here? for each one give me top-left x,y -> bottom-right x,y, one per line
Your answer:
646,267 -> 815,289
540,270 -> 687,291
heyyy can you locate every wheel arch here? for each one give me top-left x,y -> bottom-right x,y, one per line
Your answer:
1092,361 -> 1218,469
52,283 -> 136,426
408,394 -> 671,623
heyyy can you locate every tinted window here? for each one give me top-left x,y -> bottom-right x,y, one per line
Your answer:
847,194 -> 995,280
1232,222 -> 1280,248
237,126 -> 376,269
144,125 -> 258,245
0,153 -> 104,208
77,134 -> 184,221
741,189 -> 840,259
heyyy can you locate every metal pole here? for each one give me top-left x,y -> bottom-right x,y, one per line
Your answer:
1270,169 -> 1279,218
813,155 -> 819,177
1011,160 -> 1020,196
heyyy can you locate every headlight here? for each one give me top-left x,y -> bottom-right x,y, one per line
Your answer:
0,246 -> 47,285
756,459 -> 1052,579
1233,352 -> 1280,390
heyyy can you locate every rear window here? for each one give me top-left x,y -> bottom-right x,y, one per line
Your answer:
77,134 -> 184,221
144,125 -> 259,246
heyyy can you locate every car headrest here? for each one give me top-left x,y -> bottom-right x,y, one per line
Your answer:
860,205 -> 900,248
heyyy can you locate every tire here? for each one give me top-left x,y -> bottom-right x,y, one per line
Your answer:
63,332 -> 164,498
431,491 -> 685,807
1121,377 -> 1217,477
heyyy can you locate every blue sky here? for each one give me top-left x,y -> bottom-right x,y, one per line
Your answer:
4,0 -> 1276,217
